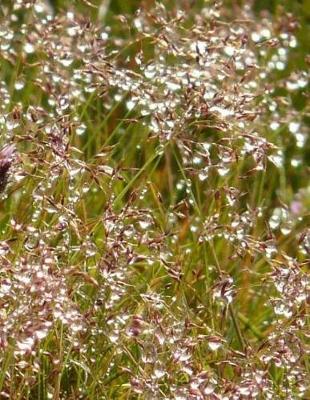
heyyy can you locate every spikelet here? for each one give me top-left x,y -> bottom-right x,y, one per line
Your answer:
0,144 -> 16,192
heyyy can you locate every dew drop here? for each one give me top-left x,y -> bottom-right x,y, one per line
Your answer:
198,169 -> 208,181
14,80 -> 24,90
24,42 -> 35,54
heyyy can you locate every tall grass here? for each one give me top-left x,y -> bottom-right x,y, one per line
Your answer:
0,1 -> 309,399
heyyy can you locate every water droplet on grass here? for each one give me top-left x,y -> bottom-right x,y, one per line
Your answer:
24,42 -> 35,54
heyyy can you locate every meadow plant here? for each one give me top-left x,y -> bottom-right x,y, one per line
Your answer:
0,0 -> 309,399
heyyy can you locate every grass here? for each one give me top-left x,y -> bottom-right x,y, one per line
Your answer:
0,0 -> 309,399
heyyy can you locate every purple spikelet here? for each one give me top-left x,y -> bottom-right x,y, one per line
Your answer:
0,144 -> 16,192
